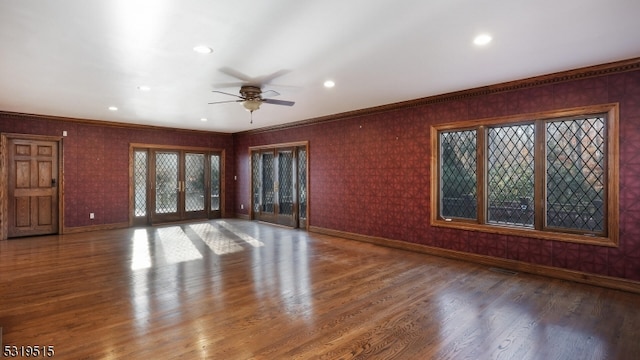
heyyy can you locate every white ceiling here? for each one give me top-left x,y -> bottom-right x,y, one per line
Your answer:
1,0 -> 639,133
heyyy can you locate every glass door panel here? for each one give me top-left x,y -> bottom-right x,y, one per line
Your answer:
276,149 -> 296,226
254,151 -> 276,223
261,152 -> 275,214
211,154 -> 221,213
252,152 -> 261,214
184,153 -> 205,218
134,150 -> 148,217
153,151 -> 181,222
132,150 -> 148,226
298,147 -> 307,228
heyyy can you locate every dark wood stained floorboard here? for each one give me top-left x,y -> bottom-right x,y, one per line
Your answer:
1,219 -> 639,359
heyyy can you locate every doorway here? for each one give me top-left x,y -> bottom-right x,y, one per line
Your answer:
130,145 -> 223,225
2,134 -> 62,238
251,142 -> 308,229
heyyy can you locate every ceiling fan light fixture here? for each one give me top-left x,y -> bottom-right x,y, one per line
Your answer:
243,99 -> 261,112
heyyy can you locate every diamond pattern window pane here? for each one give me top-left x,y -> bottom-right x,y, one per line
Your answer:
261,153 -> 275,213
211,154 -> 221,211
155,152 -> 178,214
546,117 -> 605,232
185,153 -> 205,212
487,124 -> 535,227
440,130 -> 477,219
252,152 -> 261,212
134,150 -> 147,216
278,151 -> 294,215
298,147 -> 307,219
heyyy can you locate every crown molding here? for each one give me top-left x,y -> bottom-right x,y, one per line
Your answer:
0,111 -> 232,137
238,57 -> 640,136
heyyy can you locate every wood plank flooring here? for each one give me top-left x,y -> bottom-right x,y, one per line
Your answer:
1,219 -> 639,359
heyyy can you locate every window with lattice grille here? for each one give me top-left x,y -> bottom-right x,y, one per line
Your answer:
487,124 -> 535,228
432,104 -> 619,246
440,130 -> 477,219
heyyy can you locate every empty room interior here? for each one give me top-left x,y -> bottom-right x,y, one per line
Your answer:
2,1 -> 640,359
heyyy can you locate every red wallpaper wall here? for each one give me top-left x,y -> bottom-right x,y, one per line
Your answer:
234,68 -> 640,282
2,66 -> 638,282
0,114 -> 235,228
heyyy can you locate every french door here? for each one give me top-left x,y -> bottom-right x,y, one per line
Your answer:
151,150 -> 204,222
131,146 -> 222,225
251,144 -> 307,228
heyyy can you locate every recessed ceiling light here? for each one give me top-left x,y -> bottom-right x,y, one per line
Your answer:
193,45 -> 213,54
473,34 -> 492,46
137,85 -> 151,91
108,106 -> 118,111
200,118 -> 208,122
324,80 -> 335,88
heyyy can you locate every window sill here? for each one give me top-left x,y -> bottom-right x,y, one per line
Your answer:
431,218 -> 618,248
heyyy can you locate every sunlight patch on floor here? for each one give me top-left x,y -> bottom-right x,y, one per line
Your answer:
218,221 -> 265,248
157,226 -> 203,264
131,229 -> 152,270
188,223 -> 243,255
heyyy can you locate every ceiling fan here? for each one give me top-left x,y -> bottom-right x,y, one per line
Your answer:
209,85 -> 295,123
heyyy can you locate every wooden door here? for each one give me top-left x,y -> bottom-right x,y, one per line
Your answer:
8,138 -> 59,237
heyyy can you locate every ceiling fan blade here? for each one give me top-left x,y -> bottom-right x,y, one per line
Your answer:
257,69 -> 290,85
263,98 -> 295,106
208,100 -> 243,105
260,83 -> 302,91
218,67 -> 253,82
212,81 -> 246,89
211,90 -> 243,99
261,90 -> 280,98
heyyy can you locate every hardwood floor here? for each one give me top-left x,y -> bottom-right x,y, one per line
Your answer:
1,219 -> 639,359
